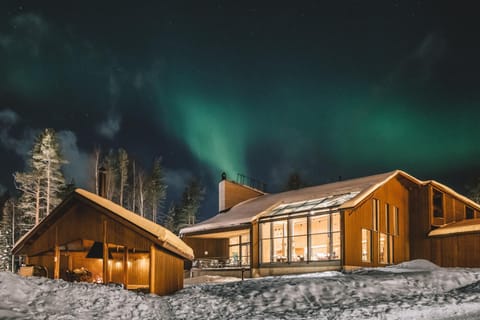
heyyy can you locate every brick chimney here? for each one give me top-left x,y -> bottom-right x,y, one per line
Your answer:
218,172 -> 265,212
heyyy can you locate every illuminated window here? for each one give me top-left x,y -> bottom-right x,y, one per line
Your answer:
433,190 -> 444,218
228,233 -> 250,266
290,218 -> 307,262
259,212 -> 341,264
385,204 -> 390,233
260,222 -> 271,263
361,229 -> 371,263
372,199 -> 380,231
379,233 -> 387,264
272,221 -> 288,263
379,233 -> 393,265
466,206 -> 474,220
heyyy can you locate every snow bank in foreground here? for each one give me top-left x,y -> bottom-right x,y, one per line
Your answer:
1,260 -> 480,319
0,272 -> 170,319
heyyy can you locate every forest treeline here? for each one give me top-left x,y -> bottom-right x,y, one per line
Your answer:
0,128 -> 204,271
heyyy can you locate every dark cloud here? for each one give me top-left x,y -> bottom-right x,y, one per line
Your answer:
0,109 -> 36,161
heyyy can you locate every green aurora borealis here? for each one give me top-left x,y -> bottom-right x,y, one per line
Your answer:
1,2 -> 480,214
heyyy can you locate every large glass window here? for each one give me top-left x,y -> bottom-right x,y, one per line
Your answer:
259,212 -> 341,264
379,233 -> 387,264
378,233 -> 393,265
260,223 -> 271,263
361,229 -> 371,262
290,218 -> 307,262
228,232 -> 250,266
272,221 -> 288,263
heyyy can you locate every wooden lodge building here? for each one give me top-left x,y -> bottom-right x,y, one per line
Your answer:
180,170 -> 480,277
12,189 -> 194,295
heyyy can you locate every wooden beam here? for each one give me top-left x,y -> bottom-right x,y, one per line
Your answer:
149,244 -> 156,294
123,246 -> 129,289
103,220 -> 108,284
54,226 -> 60,279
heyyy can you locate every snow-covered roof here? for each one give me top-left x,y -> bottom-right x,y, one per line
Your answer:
181,170 -> 411,235
181,169 -> 480,236
14,189 -> 194,260
428,219 -> 480,237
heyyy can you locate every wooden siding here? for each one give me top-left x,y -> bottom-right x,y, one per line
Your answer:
408,185 -> 431,261
251,221 -> 259,268
344,176 -> 410,267
17,194 -> 190,295
220,180 -> 264,211
105,216 -> 151,251
151,246 -> 184,295
183,237 -> 228,259
410,183 -> 480,267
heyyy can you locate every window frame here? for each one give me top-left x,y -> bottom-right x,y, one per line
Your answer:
361,228 -> 372,263
259,211 -> 341,265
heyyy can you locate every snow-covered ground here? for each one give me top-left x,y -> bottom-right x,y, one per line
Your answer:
2,260 -> 480,319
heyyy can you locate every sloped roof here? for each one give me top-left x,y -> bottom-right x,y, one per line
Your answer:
13,189 -> 193,260
428,219 -> 480,237
181,170 -> 414,235
181,169 -> 480,236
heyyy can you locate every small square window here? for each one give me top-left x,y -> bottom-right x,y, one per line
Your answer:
466,206 -> 474,220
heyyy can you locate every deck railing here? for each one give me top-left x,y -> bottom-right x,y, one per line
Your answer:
192,257 -> 250,269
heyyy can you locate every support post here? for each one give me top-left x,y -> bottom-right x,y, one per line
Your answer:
103,220 -> 108,284
54,227 -> 60,279
123,247 -> 129,289
149,244 -> 156,294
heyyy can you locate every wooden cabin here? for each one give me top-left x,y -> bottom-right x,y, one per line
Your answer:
180,170 -> 480,277
12,189 -> 194,295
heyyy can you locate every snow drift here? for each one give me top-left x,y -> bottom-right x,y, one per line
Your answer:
1,260 -> 480,319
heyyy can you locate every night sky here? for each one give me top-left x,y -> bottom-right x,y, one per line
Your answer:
1,1 -> 479,220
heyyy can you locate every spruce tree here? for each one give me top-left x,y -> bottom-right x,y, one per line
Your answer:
118,148 -> 129,207
104,149 -> 118,201
32,128 -> 67,215
147,157 -> 167,223
163,203 -> 177,233
0,198 -> 14,271
176,177 -> 205,232
13,128 -> 67,235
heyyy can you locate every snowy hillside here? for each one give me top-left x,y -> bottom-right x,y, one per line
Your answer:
2,260 -> 480,319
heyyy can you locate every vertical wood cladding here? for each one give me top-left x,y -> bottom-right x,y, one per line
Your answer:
18,194 -> 190,295
183,237 -> 228,259
151,246 -> 184,295
219,180 -> 264,211
344,177 -> 410,267
409,185 -> 431,261
252,222 -> 259,268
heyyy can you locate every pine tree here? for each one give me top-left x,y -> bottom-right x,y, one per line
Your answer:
163,203 -> 177,233
147,157 -> 167,223
176,177 -> 205,233
136,167 -> 147,218
104,149 -> 118,201
13,171 -> 41,226
0,197 -> 15,271
32,128 -> 67,215
13,128 -> 67,231
118,148 -> 129,207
